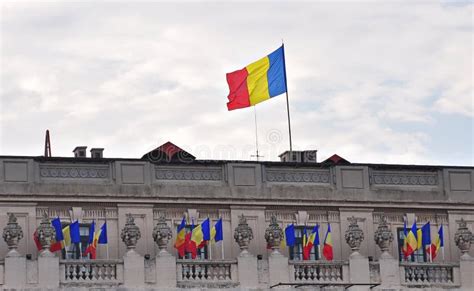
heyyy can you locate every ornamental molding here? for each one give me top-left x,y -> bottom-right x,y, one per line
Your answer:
373,213 -> 405,224
39,165 -> 109,179
36,207 -> 70,219
265,168 -> 331,184
265,211 -> 296,223
83,208 -> 118,219
155,166 -> 223,181
370,170 -> 438,186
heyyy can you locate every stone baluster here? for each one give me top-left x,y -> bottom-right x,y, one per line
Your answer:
152,214 -> 176,287
121,214 -> 144,287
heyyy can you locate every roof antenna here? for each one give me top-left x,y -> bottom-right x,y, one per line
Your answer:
44,129 -> 52,157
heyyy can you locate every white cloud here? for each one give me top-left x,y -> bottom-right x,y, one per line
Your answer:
0,2 -> 472,165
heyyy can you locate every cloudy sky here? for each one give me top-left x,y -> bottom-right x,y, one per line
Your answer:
1,1 -> 472,165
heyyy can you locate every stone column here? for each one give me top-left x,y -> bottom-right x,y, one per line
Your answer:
234,214 -> 258,288
121,214 -> 145,287
454,219 -> 473,290
374,215 -> 400,288
35,213 -> 59,288
345,216 -> 369,290
152,215 -> 176,287
264,215 -> 289,287
3,213 -> 26,288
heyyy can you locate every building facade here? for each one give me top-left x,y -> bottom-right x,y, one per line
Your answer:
0,144 -> 473,290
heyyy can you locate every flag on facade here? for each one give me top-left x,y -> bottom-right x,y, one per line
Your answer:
210,218 -> 223,243
174,217 -> 187,257
226,46 -> 287,111
402,220 -> 409,257
322,224 -> 333,261
33,230 -> 42,251
302,226 -> 309,260
200,218 -> 211,248
69,220 -> 81,244
50,217 -> 64,252
428,225 -> 444,260
421,222 -> 431,254
84,221 -> 96,258
98,222 -> 107,244
405,221 -> 418,258
285,224 -> 295,247
303,225 -> 319,260
186,220 -> 198,259
62,225 -> 71,248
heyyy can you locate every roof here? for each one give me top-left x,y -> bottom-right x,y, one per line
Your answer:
141,141 -> 196,162
322,154 -> 350,165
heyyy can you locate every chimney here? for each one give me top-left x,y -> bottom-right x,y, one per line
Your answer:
90,148 -> 104,159
279,150 -> 318,163
73,146 -> 87,158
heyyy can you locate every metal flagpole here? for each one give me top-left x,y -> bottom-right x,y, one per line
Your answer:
251,106 -> 262,161
221,216 -> 225,260
281,41 -> 293,154
208,216 -> 212,260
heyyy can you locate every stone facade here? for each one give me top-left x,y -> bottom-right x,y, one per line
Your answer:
0,155 -> 473,290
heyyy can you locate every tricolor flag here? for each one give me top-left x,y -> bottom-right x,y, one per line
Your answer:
404,221 -> 418,258
174,217 -> 187,257
428,225 -> 444,260
98,222 -> 107,244
83,221 -> 97,259
200,218 -> 211,248
50,217 -> 64,252
186,220 -> 198,259
302,226 -> 309,260
322,224 -> 333,261
226,46 -> 287,111
421,222 -> 431,257
69,220 -> 81,244
62,225 -> 71,248
303,225 -> 319,260
210,218 -> 223,243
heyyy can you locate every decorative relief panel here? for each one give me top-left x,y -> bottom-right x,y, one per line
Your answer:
265,169 -> 330,184
373,213 -> 405,224
416,214 -> 448,225
153,209 -> 185,220
308,211 -> 340,223
36,207 -> 70,219
370,171 -> 438,186
83,208 -> 118,219
155,166 -> 222,181
265,211 -> 296,222
39,165 -> 109,179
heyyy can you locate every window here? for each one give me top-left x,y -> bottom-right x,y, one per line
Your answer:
397,227 -> 426,262
289,226 -> 320,260
179,225 -> 208,260
62,223 -> 93,260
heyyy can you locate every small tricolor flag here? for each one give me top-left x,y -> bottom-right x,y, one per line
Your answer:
210,218 -> 223,243
322,224 -> 333,261
174,217 -> 187,257
303,225 -> 319,260
428,225 -> 444,260
404,221 -> 418,258
226,46 -> 287,111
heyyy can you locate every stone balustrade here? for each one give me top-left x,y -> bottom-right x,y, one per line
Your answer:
177,259 -> 238,288
60,259 -> 123,285
400,262 -> 460,287
289,260 -> 348,283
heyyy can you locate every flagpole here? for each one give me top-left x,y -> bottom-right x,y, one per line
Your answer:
221,216 -> 225,260
251,106 -> 261,161
281,41 -> 293,154
208,216 -> 212,260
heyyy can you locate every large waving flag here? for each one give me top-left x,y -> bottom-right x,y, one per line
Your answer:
186,220 -> 198,259
62,225 -> 71,248
421,222 -> 431,256
174,217 -> 187,257
402,220 -> 409,257
226,46 -> 287,111
405,221 -> 418,258
322,224 -> 333,261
